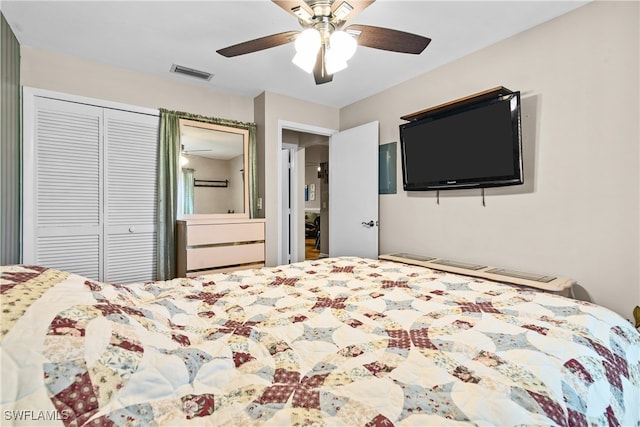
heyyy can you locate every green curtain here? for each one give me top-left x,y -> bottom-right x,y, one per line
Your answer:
182,168 -> 195,214
157,108 -> 258,280
158,109 -> 180,280
247,125 -> 258,219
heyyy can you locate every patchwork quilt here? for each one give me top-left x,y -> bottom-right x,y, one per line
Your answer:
1,257 -> 639,426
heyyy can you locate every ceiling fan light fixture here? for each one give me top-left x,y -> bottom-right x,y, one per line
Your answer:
333,2 -> 354,20
329,30 -> 357,61
295,28 -> 321,53
291,5 -> 313,23
218,2 -> 430,85
292,51 -> 318,73
293,28 -> 321,73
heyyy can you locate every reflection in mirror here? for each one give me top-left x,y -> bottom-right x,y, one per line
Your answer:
179,119 -> 249,217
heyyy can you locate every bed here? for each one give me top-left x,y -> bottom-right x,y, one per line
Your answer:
1,257 -> 638,426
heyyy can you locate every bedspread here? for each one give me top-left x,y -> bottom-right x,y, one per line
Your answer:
1,257 -> 639,426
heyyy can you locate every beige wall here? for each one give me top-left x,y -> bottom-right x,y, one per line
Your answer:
340,1 -> 639,319
20,47 -> 254,122
304,145 -> 327,212
185,155 -> 244,215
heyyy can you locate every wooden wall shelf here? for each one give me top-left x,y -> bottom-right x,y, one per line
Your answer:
401,86 -> 513,122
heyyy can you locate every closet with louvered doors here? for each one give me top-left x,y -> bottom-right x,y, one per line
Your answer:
22,89 -> 160,283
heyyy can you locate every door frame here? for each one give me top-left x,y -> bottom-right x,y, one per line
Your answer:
280,143 -> 297,264
277,120 -> 337,265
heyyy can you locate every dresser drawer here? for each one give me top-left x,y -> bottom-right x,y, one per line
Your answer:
187,222 -> 264,246
186,242 -> 265,271
185,262 -> 265,278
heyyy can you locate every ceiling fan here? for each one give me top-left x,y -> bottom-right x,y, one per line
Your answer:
216,0 -> 431,85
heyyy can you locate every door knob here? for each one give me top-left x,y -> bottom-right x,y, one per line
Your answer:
361,220 -> 375,228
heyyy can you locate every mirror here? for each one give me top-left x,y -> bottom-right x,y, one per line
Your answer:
178,119 -> 249,218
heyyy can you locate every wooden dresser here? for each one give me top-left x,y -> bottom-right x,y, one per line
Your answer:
176,218 -> 266,277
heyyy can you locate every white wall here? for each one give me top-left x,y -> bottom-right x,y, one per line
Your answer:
340,1 -> 639,319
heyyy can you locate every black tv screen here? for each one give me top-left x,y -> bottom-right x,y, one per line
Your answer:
400,92 -> 523,191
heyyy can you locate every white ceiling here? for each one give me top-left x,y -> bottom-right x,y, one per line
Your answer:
1,0 -> 588,109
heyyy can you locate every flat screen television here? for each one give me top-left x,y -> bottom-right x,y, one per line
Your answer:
399,91 -> 523,191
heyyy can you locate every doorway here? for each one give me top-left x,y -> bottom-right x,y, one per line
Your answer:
280,144 -> 295,264
278,121 -> 334,265
277,120 -> 379,265
303,145 -> 328,260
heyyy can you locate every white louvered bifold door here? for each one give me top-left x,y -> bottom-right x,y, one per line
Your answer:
104,109 -> 159,283
24,97 -> 104,280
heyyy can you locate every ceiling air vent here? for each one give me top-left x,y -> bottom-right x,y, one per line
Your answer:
170,64 -> 213,81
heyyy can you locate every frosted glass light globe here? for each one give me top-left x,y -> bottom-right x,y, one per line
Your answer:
329,31 -> 357,61
292,29 -> 322,73
295,28 -> 321,54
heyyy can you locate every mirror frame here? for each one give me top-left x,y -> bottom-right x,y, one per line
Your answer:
178,118 -> 250,220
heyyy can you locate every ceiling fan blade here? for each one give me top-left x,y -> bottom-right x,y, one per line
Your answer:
313,49 -> 333,85
346,24 -> 431,54
331,1 -> 375,24
272,0 -> 314,22
217,31 -> 299,58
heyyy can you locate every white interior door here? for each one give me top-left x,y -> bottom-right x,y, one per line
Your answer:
104,109 -> 159,283
329,121 -> 379,258
280,147 -> 291,263
23,97 -> 104,280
